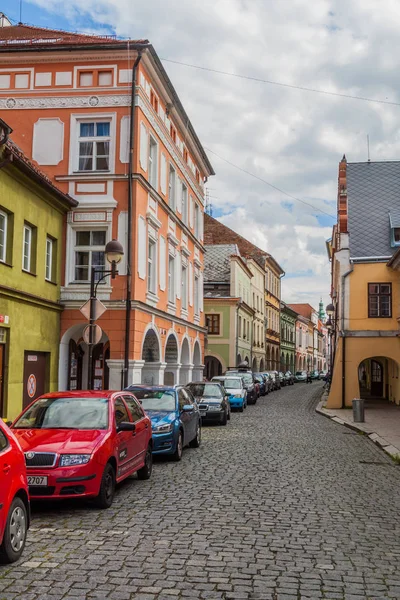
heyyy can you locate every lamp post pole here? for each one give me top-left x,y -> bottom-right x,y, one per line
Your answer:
88,266 -> 96,391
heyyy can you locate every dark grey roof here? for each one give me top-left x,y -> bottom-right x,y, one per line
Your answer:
347,161 -> 400,258
204,244 -> 239,282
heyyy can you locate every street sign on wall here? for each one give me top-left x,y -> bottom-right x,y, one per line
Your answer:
79,299 -> 107,321
83,324 -> 103,345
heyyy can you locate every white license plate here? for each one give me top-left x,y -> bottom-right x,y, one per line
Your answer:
27,476 -> 48,486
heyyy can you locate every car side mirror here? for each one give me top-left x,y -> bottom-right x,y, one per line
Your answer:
117,421 -> 136,432
181,404 -> 193,412
5,420 -> 12,427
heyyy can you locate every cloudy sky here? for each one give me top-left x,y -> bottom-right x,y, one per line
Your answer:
3,0 -> 400,310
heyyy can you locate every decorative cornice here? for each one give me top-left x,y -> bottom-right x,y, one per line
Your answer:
0,94 -> 131,110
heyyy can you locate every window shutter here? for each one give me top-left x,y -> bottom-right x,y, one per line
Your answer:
189,195 -> 194,228
175,251 -> 181,299
199,271 -> 203,312
189,262 -> 193,307
176,178 -> 182,214
199,211 -> 204,242
139,122 -> 148,171
159,235 -> 166,291
138,215 -> 146,279
160,153 -> 167,195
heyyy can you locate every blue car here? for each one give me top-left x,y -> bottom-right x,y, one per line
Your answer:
125,385 -> 201,461
211,376 -> 247,411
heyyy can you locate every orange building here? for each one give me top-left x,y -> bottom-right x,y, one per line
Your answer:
0,21 -> 214,389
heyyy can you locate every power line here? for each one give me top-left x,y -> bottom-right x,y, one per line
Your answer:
161,58 -> 400,108
204,147 -> 336,220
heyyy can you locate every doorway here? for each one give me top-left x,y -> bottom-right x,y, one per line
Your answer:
371,360 -> 383,397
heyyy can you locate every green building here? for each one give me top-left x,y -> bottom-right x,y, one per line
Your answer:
280,301 -> 297,372
204,244 -> 254,378
0,119 -> 76,420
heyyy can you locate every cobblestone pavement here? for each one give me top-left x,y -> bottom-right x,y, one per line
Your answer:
1,383 -> 400,600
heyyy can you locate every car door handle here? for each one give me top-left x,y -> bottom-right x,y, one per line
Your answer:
145,423 -> 148,429
3,464 -> 11,475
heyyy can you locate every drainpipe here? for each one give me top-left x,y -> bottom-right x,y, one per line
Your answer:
235,302 -> 239,367
340,264 -> 353,408
124,45 -> 150,388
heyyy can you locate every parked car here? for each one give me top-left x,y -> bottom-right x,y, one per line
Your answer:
0,420 -> 30,564
278,372 -> 287,387
262,373 -> 274,394
126,385 -> 201,460
211,376 -> 247,411
284,371 -> 295,385
266,371 -> 281,390
254,373 -> 268,396
225,370 -> 258,404
319,370 -> 328,380
11,391 -> 153,508
186,382 -> 230,425
311,370 -> 320,380
295,370 -> 307,382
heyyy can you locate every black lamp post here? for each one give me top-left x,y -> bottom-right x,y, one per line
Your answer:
87,239 -> 124,390
325,303 -> 335,379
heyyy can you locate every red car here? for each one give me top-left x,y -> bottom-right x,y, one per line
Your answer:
11,391 -> 153,509
0,420 -> 30,563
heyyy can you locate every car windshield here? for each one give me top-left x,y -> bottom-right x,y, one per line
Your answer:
221,379 -> 241,389
187,384 -> 222,398
13,397 -> 109,430
132,390 -> 176,411
296,371 -> 305,376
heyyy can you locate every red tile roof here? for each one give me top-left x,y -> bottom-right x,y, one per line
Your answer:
0,23 -> 149,49
287,303 -> 315,319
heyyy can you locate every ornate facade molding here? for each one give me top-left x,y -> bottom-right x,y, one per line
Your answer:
0,94 -> 131,110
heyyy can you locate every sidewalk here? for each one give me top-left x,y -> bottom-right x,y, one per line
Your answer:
316,393 -> 400,459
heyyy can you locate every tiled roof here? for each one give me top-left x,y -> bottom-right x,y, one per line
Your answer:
288,303 -> 314,319
0,23 -> 148,48
347,161 -> 400,258
204,244 -> 239,282
389,208 -> 400,228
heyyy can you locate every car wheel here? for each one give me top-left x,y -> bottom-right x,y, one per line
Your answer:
239,405 -> 244,412
221,411 -> 228,426
0,497 -> 27,564
227,408 -> 231,421
94,462 -> 115,509
137,444 -> 153,480
172,431 -> 184,461
190,423 -> 201,447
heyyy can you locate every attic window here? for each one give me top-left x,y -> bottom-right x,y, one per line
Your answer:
394,228 -> 400,244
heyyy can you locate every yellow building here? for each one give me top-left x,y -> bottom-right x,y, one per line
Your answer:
327,157 -> 400,408
265,257 -> 285,370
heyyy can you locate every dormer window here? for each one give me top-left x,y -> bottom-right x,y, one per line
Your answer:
394,228 -> 400,244
389,212 -> 400,246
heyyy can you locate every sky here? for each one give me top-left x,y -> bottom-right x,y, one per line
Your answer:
3,0 -> 400,311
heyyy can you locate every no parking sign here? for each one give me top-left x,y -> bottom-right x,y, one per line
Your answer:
27,374 -> 37,399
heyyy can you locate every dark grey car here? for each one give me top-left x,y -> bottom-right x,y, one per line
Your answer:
186,382 -> 231,426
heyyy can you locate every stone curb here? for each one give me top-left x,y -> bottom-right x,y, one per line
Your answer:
316,395 -> 400,461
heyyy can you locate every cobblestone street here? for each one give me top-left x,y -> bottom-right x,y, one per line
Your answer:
1,383 -> 400,600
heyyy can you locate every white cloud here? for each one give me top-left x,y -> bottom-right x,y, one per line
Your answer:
24,0 -> 400,309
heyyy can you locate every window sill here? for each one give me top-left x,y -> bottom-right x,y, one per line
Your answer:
0,260 -> 12,268
22,269 -> 36,277
73,170 -> 111,175
146,291 -> 159,307
45,279 -> 58,286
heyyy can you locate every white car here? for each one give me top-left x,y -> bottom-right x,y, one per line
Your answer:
211,376 -> 247,412
295,371 -> 307,382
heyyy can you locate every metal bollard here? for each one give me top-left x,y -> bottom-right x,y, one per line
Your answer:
352,398 -> 365,423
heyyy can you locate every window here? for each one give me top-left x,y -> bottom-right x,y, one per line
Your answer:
168,255 -> 175,303
181,265 -> 188,310
368,283 -> 392,318
79,71 -> 93,87
183,147 -> 188,163
170,124 -> 177,143
195,168 -> 200,183
78,121 -> 110,172
123,395 -> 144,422
194,203 -> 200,237
74,230 -> 106,282
0,429 -> 8,452
194,275 -> 200,315
0,210 -> 7,263
45,237 -> 56,282
169,165 -> 176,210
181,183 -> 188,224
22,224 -> 33,272
15,73 -> 29,89
148,136 -> 158,188
98,70 -> 112,86
150,90 -> 159,112
238,316 -> 242,338
394,228 -> 400,244
148,238 -> 157,294
114,397 -> 130,426
206,314 -> 220,335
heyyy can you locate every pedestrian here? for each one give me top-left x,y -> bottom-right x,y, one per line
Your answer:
306,370 -> 312,384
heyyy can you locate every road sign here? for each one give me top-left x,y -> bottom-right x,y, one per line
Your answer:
83,324 -> 103,345
79,298 -> 107,321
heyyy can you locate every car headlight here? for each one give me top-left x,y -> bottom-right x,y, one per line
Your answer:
153,422 -> 174,434
234,394 -> 243,398
60,454 -> 91,467
208,405 -> 222,411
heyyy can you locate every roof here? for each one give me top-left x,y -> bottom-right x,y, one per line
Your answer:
204,244 -> 239,282
288,303 -> 314,320
0,23 -> 148,49
2,138 -> 77,208
347,161 -> 400,258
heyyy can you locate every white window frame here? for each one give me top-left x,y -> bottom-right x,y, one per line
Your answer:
194,274 -> 200,315
69,113 -> 116,175
181,264 -> 188,310
148,135 -> 158,189
45,237 -> 54,282
181,183 -> 188,225
147,235 -> 157,296
22,224 -> 32,272
0,210 -> 7,263
73,228 -> 108,283
194,203 -> 200,238
169,164 -> 176,211
168,254 -> 175,304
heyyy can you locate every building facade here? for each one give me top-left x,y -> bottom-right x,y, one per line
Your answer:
203,244 -> 254,378
294,315 -> 309,371
248,259 -> 266,372
0,23 -> 214,390
327,156 -> 400,408
280,302 -> 297,372
0,118 -> 76,419
265,258 -> 284,370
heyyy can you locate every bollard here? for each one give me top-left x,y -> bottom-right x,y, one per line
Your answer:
352,398 -> 365,423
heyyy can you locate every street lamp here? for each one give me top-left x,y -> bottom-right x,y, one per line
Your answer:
325,303 -> 336,384
87,239 -> 124,390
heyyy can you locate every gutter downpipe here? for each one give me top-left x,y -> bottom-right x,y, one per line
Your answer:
235,302 -> 240,367
341,264 -> 354,408
124,47 -> 148,388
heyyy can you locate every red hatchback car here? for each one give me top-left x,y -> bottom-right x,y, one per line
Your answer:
11,391 -> 153,509
0,420 -> 30,563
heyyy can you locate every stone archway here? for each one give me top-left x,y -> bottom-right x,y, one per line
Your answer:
180,337 -> 192,384
141,328 -> 162,385
192,340 -> 203,381
260,358 -> 265,372
204,355 -> 223,380
252,357 -> 257,371
164,333 -> 179,386
266,345 -> 271,370
237,353 -> 242,366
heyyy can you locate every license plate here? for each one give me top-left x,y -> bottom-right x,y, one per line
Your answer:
28,476 -> 48,486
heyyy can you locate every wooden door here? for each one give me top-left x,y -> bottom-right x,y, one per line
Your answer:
371,360 -> 383,397
23,352 -> 48,408
68,339 -> 83,390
